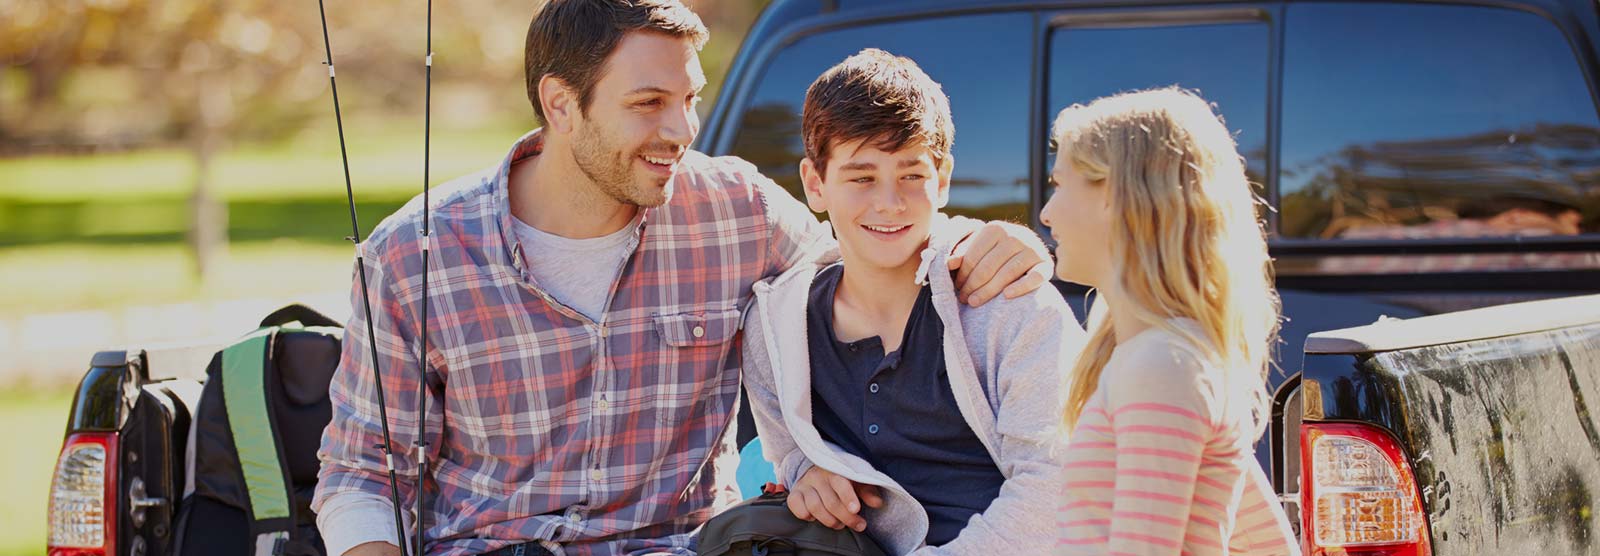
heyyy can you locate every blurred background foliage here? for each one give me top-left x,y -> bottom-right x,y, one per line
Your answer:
0,0 -> 769,311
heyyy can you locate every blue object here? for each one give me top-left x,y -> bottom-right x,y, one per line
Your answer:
736,437 -> 777,499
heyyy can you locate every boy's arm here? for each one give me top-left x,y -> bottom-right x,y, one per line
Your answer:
744,290 -> 887,532
739,298 -> 816,488
911,291 -> 1086,555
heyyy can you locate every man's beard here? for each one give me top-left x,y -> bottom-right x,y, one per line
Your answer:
571,122 -> 674,209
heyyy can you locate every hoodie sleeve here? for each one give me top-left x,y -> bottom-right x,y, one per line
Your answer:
740,291 -> 816,488
911,287 -> 1085,556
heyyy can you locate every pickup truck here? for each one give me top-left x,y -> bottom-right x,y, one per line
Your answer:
46,0 -> 1600,555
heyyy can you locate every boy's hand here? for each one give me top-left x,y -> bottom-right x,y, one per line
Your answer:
787,467 -> 885,532
948,222 -> 1052,306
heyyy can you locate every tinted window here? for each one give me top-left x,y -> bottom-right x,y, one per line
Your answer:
1047,19 -> 1271,193
727,13 -> 1033,223
1279,2 -> 1600,251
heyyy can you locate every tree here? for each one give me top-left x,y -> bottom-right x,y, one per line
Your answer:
1,0 -> 775,277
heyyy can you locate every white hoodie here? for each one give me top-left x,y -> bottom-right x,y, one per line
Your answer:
741,237 -> 1087,556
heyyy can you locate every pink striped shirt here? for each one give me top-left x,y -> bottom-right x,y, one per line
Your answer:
1056,321 -> 1299,555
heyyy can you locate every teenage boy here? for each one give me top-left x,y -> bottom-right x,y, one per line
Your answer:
741,49 -> 1085,555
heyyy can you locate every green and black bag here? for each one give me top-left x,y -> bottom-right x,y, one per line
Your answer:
696,484 -> 890,556
174,304 -> 343,556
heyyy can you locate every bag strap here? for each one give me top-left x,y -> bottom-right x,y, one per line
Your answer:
259,303 -> 341,329
220,326 -> 296,556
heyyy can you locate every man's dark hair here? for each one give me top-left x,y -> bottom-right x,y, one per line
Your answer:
524,0 -> 709,124
802,48 -> 954,178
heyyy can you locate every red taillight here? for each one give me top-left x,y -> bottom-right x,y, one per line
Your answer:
1300,423 -> 1431,556
47,432 -> 117,556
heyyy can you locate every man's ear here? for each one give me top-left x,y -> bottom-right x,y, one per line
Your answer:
799,158 -> 828,213
539,74 -> 580,134
935,154 -> 954,209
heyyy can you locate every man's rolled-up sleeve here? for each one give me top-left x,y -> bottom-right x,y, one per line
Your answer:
313,240 -> 443,556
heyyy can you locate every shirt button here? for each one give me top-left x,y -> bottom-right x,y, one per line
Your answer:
692,325 -> 705,338
868,424 -> 880,435
596,399 -> 611,411
868,383 -> 880,394
590,468 -> 603,481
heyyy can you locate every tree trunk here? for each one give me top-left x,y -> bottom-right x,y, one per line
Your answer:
187,71 -> 229,281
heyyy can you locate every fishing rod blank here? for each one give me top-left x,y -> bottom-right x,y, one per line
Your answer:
414,0 -> 436,553
312,1 -> 413,554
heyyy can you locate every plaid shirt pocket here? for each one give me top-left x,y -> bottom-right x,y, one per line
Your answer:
650,307 -> 742,425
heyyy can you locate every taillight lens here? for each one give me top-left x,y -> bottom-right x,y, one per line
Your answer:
1301,423 -> 1430,556
48,432 -> 117,556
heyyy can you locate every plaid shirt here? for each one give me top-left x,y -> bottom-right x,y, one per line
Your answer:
313,129 -> 831,556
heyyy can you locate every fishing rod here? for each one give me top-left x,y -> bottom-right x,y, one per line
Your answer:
312,1 -> 420,554
414,0 -> 436,552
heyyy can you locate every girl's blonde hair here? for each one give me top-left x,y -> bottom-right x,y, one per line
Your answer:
1053,87 -> 1281,440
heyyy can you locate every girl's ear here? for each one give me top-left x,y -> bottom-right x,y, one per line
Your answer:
799,158 -> 828,213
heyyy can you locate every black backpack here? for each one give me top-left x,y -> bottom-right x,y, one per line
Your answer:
696,485 -> 890,556
174,304 -> 342,556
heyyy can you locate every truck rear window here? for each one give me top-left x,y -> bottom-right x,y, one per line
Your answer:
1047,18 -> 1271,198
726,12 -> 1034,224
1277,3 -> 1600,272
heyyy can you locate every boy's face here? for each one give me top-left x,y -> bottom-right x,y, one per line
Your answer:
800,139 -> 952,273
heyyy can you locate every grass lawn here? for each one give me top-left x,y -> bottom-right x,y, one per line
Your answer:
0,117 -> 522,314
1,119 -> 527,248
0,387 -> 77,556
2,119 -> 525,202
0,240 -> 358,315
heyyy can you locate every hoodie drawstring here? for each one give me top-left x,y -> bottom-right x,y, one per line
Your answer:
914,247 -> 938,286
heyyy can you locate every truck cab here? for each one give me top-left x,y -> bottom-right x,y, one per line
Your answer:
702,1 -> 1600,554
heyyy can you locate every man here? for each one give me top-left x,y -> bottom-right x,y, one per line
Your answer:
312,2 -> 1052,556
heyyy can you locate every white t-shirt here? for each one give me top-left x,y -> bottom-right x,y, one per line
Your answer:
511,213 -> 641,321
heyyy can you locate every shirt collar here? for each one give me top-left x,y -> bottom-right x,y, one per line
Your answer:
492,128 -> 651,276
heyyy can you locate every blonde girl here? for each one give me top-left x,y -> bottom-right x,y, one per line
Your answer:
1039,88 -> 1299,555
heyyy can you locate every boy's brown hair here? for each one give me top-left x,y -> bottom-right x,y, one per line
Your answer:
801,48 -> 954,177
524,0 -> 709,125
